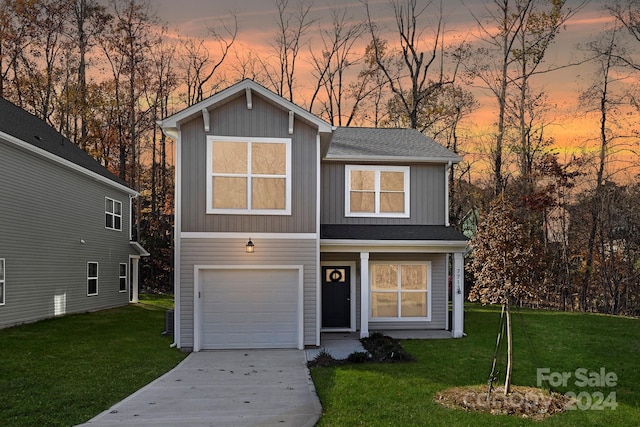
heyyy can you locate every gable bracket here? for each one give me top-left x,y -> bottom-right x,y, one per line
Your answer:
202,108 -> 210,133
246,87 -> 252,110
288,110 -> 294,135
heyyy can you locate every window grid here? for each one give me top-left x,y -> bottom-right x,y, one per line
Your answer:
119,263 -> 127,292
105,197 -> 122,231
370,262 -> 430,320
87,262 -> 98,296
207,136 -> 291,215
345,165 -> 410,218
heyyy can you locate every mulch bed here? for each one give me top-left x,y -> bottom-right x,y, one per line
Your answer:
435,385 -> 573,420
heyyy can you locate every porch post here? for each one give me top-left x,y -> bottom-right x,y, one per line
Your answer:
131,256 -> 140,303
360,252 -> 370,338
452,252 -> 464,338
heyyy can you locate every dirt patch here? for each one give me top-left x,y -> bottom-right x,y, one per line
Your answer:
435,385 -> 573,420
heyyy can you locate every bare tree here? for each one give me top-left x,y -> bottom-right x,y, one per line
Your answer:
180,13 -> 237,106
362,0 -> 461,130
264,0 -> 314,102
307,7 -> 366,125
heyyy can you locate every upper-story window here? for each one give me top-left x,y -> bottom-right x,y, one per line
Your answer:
207,136 -> 292,215
105,197 -> 122,231
345,165 -> 410,218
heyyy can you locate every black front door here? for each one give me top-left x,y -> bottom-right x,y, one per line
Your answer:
322,266 -> 351,328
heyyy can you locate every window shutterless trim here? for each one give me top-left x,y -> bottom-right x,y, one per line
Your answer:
105,197 -> 123,231
206,136 -> 292,215
119,263 -> 128,293
345,165 -> 410,218
0,258 -> 5,306
87,262 -> 99,296
369,261 -> 431,321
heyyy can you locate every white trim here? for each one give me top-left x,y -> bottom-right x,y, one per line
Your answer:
320,261 -> 357,332
445,254 -> 450,331
0,130 -> 138,196
345,165 -> 410,218
0,258 -> 5,306
182,232 -> 317,240
445,162 -> 451,227
173,127 -> 182,348
369,261 -> 432,322
206,136 -> 292,215
360,252 -> 370,338
325,154 -> 462,163
245,87 -> 252,109
119,262 -> 128,293
315,133 -> 322,346
87,262 -> 99,296
202,108 -> 210,132
193,265 -> 305,351
321,240 -> 468,253
452,252 -> 465,338
129,241 -> 150,256
105,197 -> 123,231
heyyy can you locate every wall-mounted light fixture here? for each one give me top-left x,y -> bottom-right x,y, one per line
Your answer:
246,238 -> 255,253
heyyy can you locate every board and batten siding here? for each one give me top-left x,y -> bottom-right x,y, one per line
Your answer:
180,94 -> 318,234
0,141 -> 133,329
321,161 -> 446,225
179,237 -> 318,349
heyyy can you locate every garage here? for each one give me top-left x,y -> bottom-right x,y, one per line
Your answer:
197,267 -> 302,350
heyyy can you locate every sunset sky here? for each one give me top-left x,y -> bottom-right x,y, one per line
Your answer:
149,0 -> 637,182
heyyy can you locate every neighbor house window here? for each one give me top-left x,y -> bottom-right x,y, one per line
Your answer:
370,262 -> 430,320
119,263 -> 127,292
207,136 -> 292,215
87,262 -> 98,296
105,197 -> 122,230
345,165 -> 410,217
0,259 -> 5,305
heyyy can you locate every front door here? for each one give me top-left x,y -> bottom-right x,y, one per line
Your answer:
322,266 -> 351,328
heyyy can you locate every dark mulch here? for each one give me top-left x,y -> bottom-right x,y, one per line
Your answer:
435,385 -> 573,420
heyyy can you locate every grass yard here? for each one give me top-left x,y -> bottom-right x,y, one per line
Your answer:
0,301 -> 186,427
311,304 -> 640,426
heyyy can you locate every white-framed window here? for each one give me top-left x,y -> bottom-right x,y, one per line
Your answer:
370,261 -> 431,320
0,258 -> 5,306
105,197 -> 122,231
87,262 -> 98,296
345,165 -> 410,217
119,263 -> 127,292
206,136 -> 292,215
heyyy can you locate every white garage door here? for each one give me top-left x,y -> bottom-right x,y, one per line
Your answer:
199,268 -> 300,349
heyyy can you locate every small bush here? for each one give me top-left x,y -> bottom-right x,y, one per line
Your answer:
347,351 -> 370,363
361,332 -> 415,362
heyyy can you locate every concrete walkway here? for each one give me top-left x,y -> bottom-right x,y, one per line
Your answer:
79,350 -> 322,427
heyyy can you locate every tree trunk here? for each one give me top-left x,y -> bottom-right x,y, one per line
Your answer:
504,301 -> 513,395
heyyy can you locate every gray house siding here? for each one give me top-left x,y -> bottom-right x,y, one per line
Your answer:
0,141 -> 133,329
179,237 -> 317,349
321,252 -> 447,331
321,161 -> 446,225
180,94 -> 318,234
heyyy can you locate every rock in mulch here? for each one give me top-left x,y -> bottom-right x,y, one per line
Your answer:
435,385 -> 573,420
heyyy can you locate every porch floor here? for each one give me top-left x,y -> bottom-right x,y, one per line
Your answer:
305,330 -> 452,361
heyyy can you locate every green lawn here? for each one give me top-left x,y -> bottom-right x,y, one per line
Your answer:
0,302 -> 186,427
311,304 -> 640,426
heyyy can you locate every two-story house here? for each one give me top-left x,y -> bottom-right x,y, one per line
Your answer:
158,79 -> 467,351
0,98 -> 148,329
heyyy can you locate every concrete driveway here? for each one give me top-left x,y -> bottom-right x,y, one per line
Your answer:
79,350 -> 322,427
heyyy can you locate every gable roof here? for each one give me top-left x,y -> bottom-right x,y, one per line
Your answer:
0,97 -> 135,195
158,79 -> 333,135
325,127 -> 461,163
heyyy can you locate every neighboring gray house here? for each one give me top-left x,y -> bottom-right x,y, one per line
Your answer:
0,98 -> 148,329
159,79 -> 467,351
